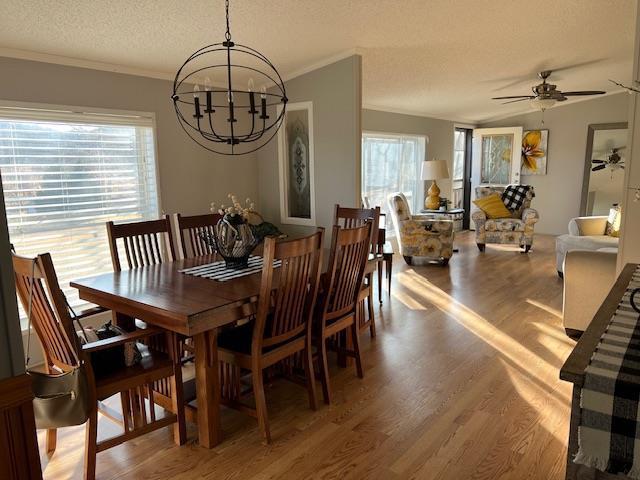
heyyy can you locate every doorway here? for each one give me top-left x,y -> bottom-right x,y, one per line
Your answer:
453,128 -> 473,229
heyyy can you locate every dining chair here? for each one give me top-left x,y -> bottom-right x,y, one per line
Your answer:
106,217 -> 176,272
174,212 -> 223,259
12,252 -> 186,480
316,222 -> 372,404
216,229 -> 324,443
334,204 -> 380,337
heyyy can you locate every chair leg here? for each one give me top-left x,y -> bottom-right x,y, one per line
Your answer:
386,257 -> 392,296
84,408 -> 98,480
367,284 -> 376,338
377,261 -> 383,304
524,245 -> 532,253
167,333 -> 187,445
46,428 -> 57,455
477,243 -> 485,252
350,322 -> 364,379
304,340 -> 317,411
318,336 -> 332,405
252,370 -> 271,443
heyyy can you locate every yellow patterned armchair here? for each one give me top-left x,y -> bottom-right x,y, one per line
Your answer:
388,192 -> 454,266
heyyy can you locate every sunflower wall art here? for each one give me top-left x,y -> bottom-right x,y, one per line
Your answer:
521,129 -> 548,175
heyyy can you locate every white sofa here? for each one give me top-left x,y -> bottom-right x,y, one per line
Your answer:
555,216 -> 619,276
562,250 -> 618,336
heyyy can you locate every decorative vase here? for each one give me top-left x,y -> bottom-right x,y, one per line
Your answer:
201,214 -> 261,269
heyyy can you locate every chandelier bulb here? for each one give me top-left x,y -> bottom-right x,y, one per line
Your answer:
227,90 -> 234,103
248,78 -> 255,92
204,77 -> 212,91
260,86 -> 267,99
193,84 -> 200,98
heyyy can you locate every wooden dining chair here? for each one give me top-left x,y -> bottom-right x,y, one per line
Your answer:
174,212 -> 223,259
334,204 -> 380,337
216,230 -> 324,443
12,252 -> 186,480
106,218 -> 176,272
316,222 -> 372,404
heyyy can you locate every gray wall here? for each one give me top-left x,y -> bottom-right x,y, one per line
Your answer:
362,109 -> 456,203
0,56 -> 258,216
257,56 -> 362,241
482,93 -> 629,234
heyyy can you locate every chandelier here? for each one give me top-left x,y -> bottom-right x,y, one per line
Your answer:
171,0 -> 287,155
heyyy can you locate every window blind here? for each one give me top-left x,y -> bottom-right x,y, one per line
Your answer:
0,106 -> 159,327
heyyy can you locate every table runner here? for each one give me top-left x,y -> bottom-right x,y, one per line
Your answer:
179,256 -> 281,282
575,266 -> 640,476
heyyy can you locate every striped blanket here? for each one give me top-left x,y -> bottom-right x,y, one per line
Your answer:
575,266 -> 640,476
179,256 -> 281,282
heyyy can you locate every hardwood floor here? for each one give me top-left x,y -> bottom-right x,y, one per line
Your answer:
38,231 -> 574,479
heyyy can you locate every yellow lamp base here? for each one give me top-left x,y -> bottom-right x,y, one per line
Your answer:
424,180 -> 441,210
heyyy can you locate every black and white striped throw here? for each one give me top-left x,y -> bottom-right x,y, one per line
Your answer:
575,266 -> 640,477
179,256 -> 281,282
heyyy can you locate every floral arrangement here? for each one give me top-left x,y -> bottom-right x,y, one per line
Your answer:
210,194 -> 263,225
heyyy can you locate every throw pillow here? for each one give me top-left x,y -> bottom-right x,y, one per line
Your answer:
606,205 -> 621,237
502,185 -> 533,212
473,193 -> 512,219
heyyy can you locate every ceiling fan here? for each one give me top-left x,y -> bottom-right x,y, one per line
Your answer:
492,70 -> 606,110
592,147 -> 625,172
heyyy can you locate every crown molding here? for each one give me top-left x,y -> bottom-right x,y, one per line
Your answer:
362,103 -> 477,125
0,47 -> 177,81
281,49 -> 360,82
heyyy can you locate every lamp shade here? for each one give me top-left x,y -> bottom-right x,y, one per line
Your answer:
421,159 -> 449,180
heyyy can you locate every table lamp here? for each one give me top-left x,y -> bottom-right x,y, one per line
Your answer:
421,159 -> 449,210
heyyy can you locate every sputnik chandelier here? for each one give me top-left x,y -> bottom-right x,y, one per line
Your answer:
171,0 -> 287,155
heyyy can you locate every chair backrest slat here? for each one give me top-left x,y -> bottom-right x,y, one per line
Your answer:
254,230 -> 323,349
320,223 -> 372,322
175,213 -> 223,259
12,252 -> 80,372
107,218 -> 175,271
334,204 -> 380,254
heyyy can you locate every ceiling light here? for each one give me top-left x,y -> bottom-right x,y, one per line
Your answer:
171,0 -> 287,156
529,97 -> 556,111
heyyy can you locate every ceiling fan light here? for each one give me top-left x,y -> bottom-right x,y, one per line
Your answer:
529,97 -> 556,111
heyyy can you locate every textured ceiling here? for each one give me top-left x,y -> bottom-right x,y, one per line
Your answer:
0,0 -> 636,122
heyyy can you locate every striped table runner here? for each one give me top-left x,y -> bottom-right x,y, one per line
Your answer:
179,256 -> 281,282
575,266 -> 640,477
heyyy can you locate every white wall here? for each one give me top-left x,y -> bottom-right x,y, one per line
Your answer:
481,93 -> 629,235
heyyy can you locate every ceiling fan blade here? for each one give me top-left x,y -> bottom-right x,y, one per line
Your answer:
592,159 -> 605,163
592,164 -> 607,171
561,91 -> 606,96
491,95 -> 535,100
501,98 -> 533,104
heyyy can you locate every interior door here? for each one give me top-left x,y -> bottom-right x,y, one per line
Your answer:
470,126 -> 523,229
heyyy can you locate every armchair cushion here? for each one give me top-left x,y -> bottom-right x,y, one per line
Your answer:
473,193 -> 512,219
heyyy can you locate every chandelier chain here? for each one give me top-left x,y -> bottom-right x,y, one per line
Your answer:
225,0 -> 231,41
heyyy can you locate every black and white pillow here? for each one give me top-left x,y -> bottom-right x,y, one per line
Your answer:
501,185 -> 533,212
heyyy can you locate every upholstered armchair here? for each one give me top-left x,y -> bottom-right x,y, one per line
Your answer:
472,186 -> 539,252
387,192 -> 454,266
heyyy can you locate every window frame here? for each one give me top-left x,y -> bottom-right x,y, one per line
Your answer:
0,99 -> 162,330
361,130 -> 427,230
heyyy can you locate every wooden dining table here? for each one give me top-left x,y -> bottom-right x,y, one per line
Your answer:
71,254 -> 268,448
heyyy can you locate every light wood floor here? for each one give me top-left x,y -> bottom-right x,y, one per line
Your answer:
39,231 -> 574,480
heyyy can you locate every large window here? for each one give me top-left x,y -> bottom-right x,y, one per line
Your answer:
362,133 -> 426,232
0,106 -> 159,326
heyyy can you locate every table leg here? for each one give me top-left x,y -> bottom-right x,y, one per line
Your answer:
194,329 -> 222,448
112,311 -> 135,331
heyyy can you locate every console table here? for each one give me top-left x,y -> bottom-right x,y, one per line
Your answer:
560,263 -> 639,480
419,208 -> 465,232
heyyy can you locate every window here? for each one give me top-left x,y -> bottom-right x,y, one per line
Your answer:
362,133 -> 426,233
453,129 -> 466,182
0,105 -> 159,327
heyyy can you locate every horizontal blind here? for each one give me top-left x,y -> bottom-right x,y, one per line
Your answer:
0,109 -> 159,327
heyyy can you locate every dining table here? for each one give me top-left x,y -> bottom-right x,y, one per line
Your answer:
71,254 -> 269,448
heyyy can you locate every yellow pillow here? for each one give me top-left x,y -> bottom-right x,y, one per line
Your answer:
473,193 -> 512,219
